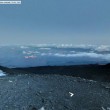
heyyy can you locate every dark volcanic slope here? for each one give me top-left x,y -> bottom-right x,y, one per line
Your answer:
1,64 -> 110,82
0,74 -> 110,110
0,64 -> 110,110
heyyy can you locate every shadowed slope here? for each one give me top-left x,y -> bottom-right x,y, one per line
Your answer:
0,64 -> 110,82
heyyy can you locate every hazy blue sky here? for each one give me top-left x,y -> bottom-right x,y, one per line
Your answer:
0,0 -> 110,45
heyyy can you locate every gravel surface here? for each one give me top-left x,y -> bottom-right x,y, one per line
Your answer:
0,74 -> 110,110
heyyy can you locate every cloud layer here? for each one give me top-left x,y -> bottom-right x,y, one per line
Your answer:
0,45 -> 110,67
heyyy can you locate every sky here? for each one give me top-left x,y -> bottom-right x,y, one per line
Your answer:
0,0 -> 110,45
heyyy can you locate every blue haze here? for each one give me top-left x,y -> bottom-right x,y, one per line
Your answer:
0,0 -> 110,45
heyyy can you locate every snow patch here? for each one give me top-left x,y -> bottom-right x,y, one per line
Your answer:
39,107 -> 45,110
9,80 -> 13,83
69,92 -> 74,97
0,70 -> 6,76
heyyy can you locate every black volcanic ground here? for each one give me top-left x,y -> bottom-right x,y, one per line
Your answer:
0,64 -> 110,110
1,63 -> 110,82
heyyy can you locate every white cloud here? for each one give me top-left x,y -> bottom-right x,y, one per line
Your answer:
40,52 -> 110,61
94,45 -> 110,52
20,46 -> 29,49
39,48 -> 51,50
